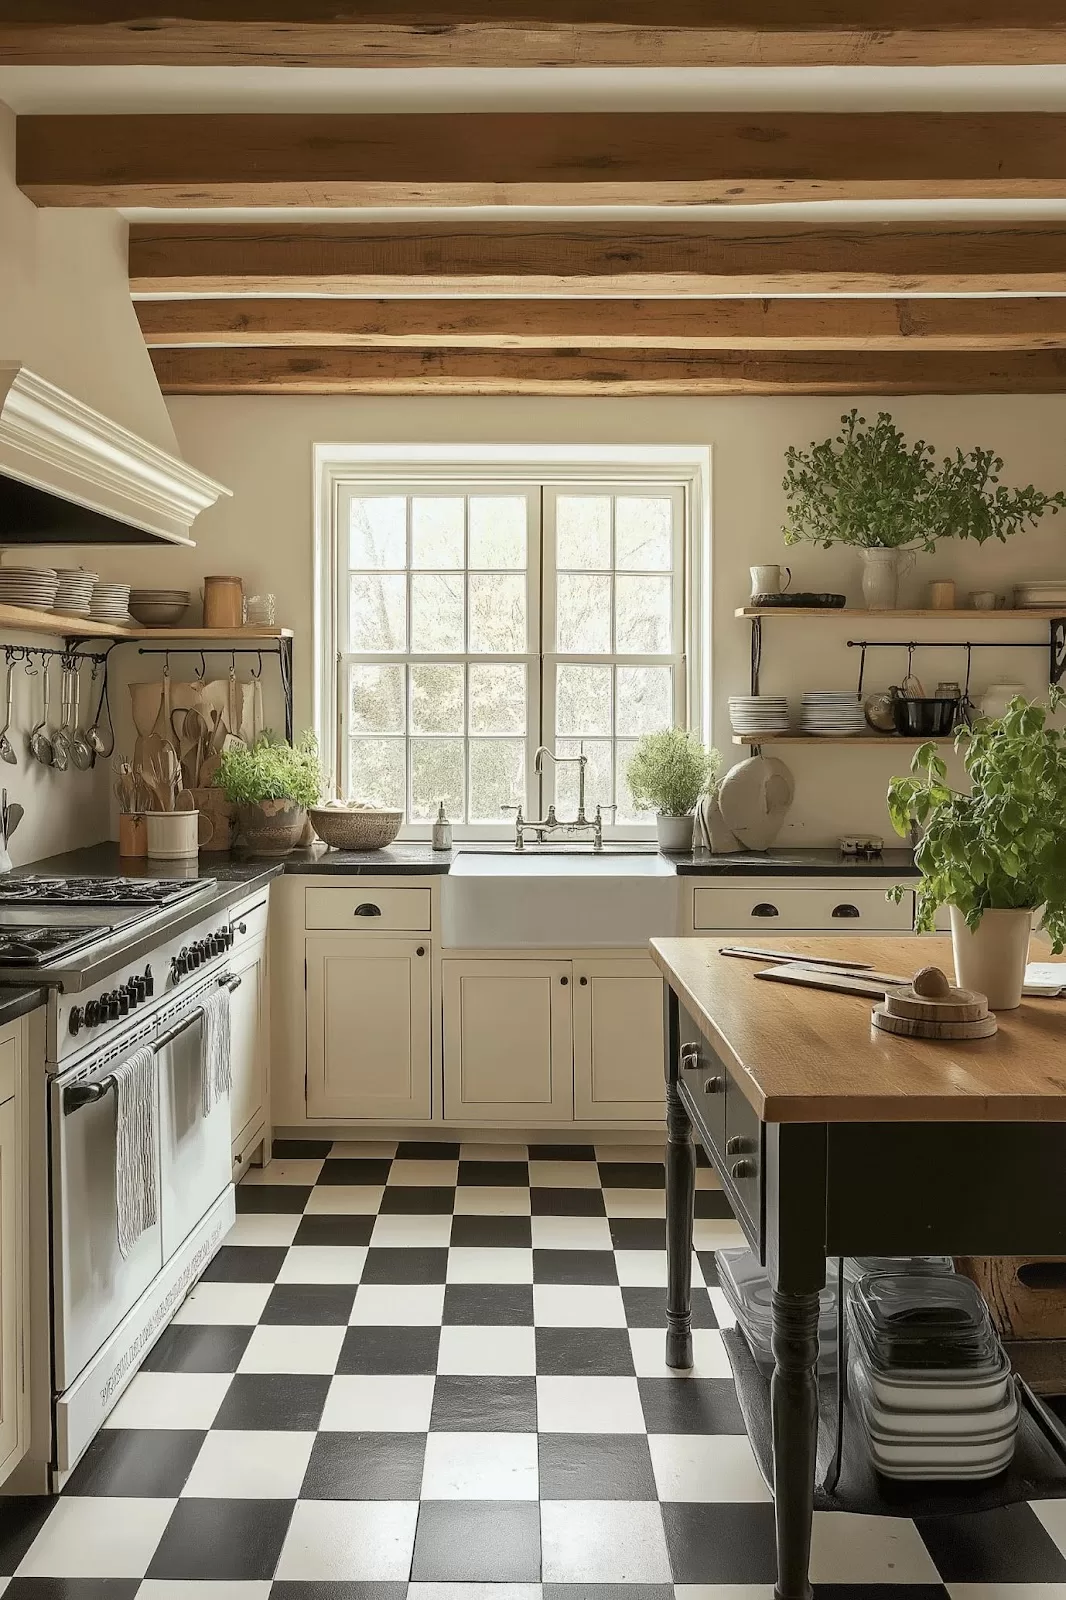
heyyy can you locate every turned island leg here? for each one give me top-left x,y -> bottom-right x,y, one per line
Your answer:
665,1072 -> 695,1369
770,1288 -> 820,1600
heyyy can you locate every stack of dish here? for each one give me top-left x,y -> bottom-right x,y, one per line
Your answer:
801,690 -> 866,737
89,580 -> 132,623
1014,580 -> 1066,609
128,589 -> 191,627
716,1247 -> 840,1376
53,568 -> 97,616
849,1271 -> 1018,1481
0,566 -> 59,611
728,695 -> 791,739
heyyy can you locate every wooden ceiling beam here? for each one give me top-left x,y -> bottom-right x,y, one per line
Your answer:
128,222 -> 1066,297
136,296 -> 1066,352
21,111 -> 1066,207
149,346 -> 1066,396
2,4 -> 1064,68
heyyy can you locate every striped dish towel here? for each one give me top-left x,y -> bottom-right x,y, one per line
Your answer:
201,985 -> 232,1115
113,1045 -> 158,1260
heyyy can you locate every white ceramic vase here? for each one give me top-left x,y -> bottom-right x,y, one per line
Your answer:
860,547 -> 903,610
656,814 -> 694,853
949,904 -> 1033,1011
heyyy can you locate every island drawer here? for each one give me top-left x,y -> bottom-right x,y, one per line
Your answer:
304,886 -> 432,932
677,1009 -> 727,1154
724,1076 -> 763,1249
691,883 -> 912,934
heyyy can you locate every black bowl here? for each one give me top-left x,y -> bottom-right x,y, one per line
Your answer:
891,697 -> 959,737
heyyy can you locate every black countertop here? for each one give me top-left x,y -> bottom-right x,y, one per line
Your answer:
671,847 -> 918,877
0,985 -> 47,1026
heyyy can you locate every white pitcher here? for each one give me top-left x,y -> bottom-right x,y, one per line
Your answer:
750,565 -> 791,599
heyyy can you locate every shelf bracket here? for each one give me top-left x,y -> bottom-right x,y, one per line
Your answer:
1052,619 -> 1066,686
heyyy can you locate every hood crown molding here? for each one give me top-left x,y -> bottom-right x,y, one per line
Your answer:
0,362 -> 229,545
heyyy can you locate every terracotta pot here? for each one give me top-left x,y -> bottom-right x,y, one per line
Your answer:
949,905 -> 1033,1011
237,799 -> 306,855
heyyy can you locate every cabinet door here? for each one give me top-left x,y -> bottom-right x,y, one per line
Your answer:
573,957 -> 665,1121
0,1091 -> 20,1476
230,934 -> 268,1156
307,937 -> 432,1120
443,960 -> 573,1123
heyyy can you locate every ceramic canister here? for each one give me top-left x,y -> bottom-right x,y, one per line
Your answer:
145,809 -> 200,860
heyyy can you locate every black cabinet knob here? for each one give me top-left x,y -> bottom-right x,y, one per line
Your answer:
560,975 -> 569,986
703,1075 -> 723,1096
416,946 -> 426,957
579,976 -> 588,986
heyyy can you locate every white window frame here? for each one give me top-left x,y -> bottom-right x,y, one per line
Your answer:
314,446 -> 711,841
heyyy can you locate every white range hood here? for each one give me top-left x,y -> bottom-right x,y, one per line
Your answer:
0,363 -> 229,546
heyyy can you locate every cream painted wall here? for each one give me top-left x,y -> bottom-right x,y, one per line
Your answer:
94,391 -> 1066,847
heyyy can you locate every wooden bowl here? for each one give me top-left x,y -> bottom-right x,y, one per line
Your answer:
308,806 -> 402,851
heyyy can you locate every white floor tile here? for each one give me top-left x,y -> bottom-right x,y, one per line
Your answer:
530,1216 -> 613,1251
138,1584 -> 273,1599
184,1429 -> 315,1498
173,1281 -> 272,1326
602,1188 -> 666,1219
241,1157 -> 322,1186
615,1250 -> 705,1288
276,1499 -> 419,1581
420,1431 -> 539,1499
533,1285 -> 627,1328
389,1158 -> 459,1186
536,1376 -> 645,1433
16,1497 -> 176,1578
541,1499 -> 671,1583
673,1588 -> 773,1600
945,1589 -> 1066,1600
1034,1500 -> 1066,1559
350,1283 -> 446,1325
371,1213 -> 453,1247
103,1371 -> 231,1430
238,1323 -> 346,1374
304,1185 -> 384,1215
321,1374 -> 435,1431
595,1144 -> 664,1162
693,1219 -> 746,1251
453,1186 -> 531,1216
708,1288 -> 736,1329
695,1166 -> 724,1191
437,1325 -> 537,1377
276,1245 -> 367,1284
459,1143 -> 529,1161
447,1247 -> 534,1284
226,1212 -> 302,1247
527,1161 -> 600,1189
809,1512 -> 941,1585
329,1140 -> 398,1157
629,1327 -> 731,1379
648,1433 -> 770,1502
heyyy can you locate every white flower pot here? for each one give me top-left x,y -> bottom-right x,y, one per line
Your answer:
656,814 -> 694,853
949,904 -> 1033,1011
860,547 -> 903,610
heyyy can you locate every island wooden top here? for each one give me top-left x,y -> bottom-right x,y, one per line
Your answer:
650,934 -> 1066,1126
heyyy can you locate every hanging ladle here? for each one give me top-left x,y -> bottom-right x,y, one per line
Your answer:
69,661 -> 94,771
28,660 -> 54,767
0,661 -> 16,766
50,663 -> 71,773
86,658 -> 112,759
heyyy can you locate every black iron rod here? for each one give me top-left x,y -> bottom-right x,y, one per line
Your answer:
846,639 -> 1047,651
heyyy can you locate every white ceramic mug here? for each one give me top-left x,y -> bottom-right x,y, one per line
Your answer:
970,591 -> 997,610
750,565 -> 791,599
146,809 -> 200,860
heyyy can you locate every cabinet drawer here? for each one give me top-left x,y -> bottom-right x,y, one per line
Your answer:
304,886 -> 432,932
724,1076 -> 763,1249
0,1029 -> 18,1106
692,883 -> 911,933
677,1009 -> 726,1155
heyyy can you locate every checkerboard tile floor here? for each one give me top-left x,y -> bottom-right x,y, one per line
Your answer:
2,1140 -> 1066,1596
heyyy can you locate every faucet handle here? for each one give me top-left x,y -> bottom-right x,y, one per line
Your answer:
596,803 -> 618,823
500,804 -> 523,816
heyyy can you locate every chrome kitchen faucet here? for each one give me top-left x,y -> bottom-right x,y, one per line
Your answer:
501,744 -> 616,850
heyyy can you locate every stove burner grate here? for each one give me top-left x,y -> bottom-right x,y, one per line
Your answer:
0,926 -> 110,966
0,876 -> 211,908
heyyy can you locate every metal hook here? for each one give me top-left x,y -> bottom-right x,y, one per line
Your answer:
251,651 -> 264,680
856,642 -> 867,701
196,651 -> 207,684
230,651 -> 237,677
163,651 -> 171,678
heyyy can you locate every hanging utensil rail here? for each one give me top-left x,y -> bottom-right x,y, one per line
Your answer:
135,641 -> 294,742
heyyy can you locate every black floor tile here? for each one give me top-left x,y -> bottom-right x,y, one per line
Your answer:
62,1428 -> 204,1497
213,1373 -> 330,1431
273,1139 -> 333,1158
694,1188 -> 735,1219
638,1376 -> 746,1435
300,1432 -> 427,1499
397,1140 -> 461,1159
4,1583 -> 141,1598
271,1586 -> 407,1600
598,1161 -> 664,1189
235,1184 -> 311,1214
411,1500 -> 541,1581
609,1217 -> 665,1251
538,1433 -> 657,1499
337,1325 -> 441,1374
318,1158 -> 393,1186
361,1247 -> 449,1283
200,1244 -> 287,1282
622,1286 -> 717,1329
147,1496 -> 295,1581
534,1144 -> 597,1160
442,1284 -> 534,1326
531,1187 -> 607,1217
430,1375 -> 538,1431
0,1499 -> 54,1576
378,1185 -> 456,1215
915,1504 -> 1066,1582
142,1322 -> 252,1373
450,1214 -> 532,1247
457,1159 -> 529,1186
661,1501 -> 778,1583
694,1144 -> 712,1167
262,1284 -> 357,1325
293,1213 -> 375,1246
696,1251 -> 720,1288
535,1326 -> 636,1377
534,1248 -> 618,1285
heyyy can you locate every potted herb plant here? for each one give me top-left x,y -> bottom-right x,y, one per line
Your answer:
214,731 -> 322,854
626,728 -> 721,853
887,688 -> 1066,1009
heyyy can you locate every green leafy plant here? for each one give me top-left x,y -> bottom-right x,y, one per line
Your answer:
214,731 -> 322,810
886,687 -> 1066,952
626,728 -> 721,817
931,445 -> 1066,545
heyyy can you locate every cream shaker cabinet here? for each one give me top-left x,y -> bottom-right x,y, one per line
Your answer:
228,902 -> 270,1170
0,1020 -> 27,1485
306,935 -> 432,1120
442,959 -> 574,1123
572,956 -> 665,1121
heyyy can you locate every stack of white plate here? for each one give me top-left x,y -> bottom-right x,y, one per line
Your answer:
0,566 -> 59,611
89,580 -> 132,622
128,589 -> 191,627
53,568 -> 98,616
1014,580 -> 1066,609
728,695 -> 791,738
801,690 -> 866,736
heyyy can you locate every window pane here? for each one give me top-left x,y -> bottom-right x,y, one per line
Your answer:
615,740 -> 642,823
469,574 -> 527,653
469,663 -> 526,735
557,573 -> 611,654
411,496 -> 464,569
469,738 -> 525,822
411,573 -> 464,653
615,496 -> 673,571
556,738 -> 612,816
349,737 -> 405,809
410,663 -> 464,735
616,666 -> 673,737
410,738 -> 465,822
350,664 -> 405,734
350,573 -> 406,652
556,495 -> 611,570
556,663 -> 612,737
469,496 -> 526,569
349,496 -> 406,569
615,574 -> 672,654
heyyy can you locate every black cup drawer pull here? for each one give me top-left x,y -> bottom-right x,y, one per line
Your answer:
353,903 -> 382,917
832,903 -> 861,918
751,902 -> 779,918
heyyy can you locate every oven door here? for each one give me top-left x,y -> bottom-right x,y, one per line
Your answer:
158,991 -> 234,1263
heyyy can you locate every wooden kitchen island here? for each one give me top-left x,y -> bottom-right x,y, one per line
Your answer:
652,934 -> 1066,1600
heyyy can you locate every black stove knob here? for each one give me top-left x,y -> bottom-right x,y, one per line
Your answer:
144,965 -> 154,997
85,1000 -> 100,1028
118,991 -> 130,1016
68,1007 -> 83,1036
106,992 -> 120,1021
190,943 -> 202,969
125,978 -> 139,1007
133,975 -> 147,1002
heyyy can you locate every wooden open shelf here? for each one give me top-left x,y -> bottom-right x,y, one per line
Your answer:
736,607 -> 1064,620
0,600 -> 292,643
731,734 -> 953,747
